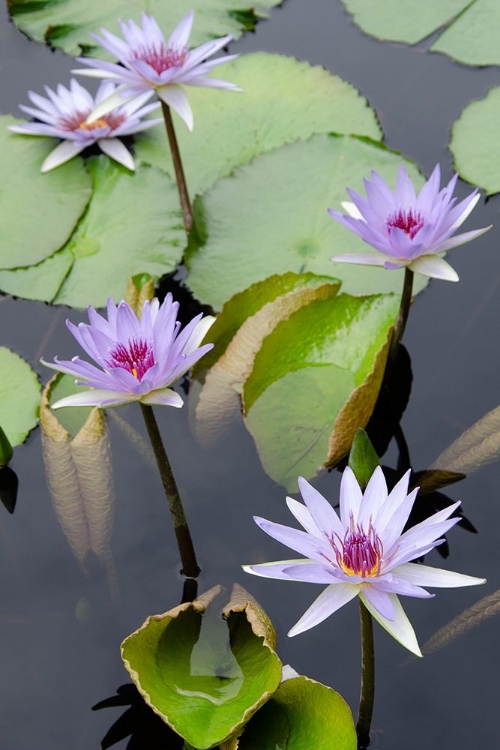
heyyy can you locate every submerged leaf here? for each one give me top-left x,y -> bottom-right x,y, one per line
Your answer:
121,585 -> 282,749
244,293 -> 399,489
430,404 -> 500,476
40,374 -> 118,597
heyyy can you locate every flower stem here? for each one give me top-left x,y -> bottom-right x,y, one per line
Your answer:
356,599 -> 375,749
388,267 -> 414,366
140,403 -> 200,578
161,102 -> 193,233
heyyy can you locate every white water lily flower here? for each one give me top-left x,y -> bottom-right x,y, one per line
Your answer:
244,467 -> 485,656
8,79 -> 162,172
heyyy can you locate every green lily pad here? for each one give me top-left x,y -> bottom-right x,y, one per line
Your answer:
450,88 -> 500,195
340,0 -> 500,67
239,675 -> 356,750
0,347 -> 41,447
0,116 -> 92,270
244,293 -> 399,489
121,585 -> 282,749
185,134 -> 425,310
7,0 -> 283,58
0,156 -> 185,307
190,273 -> 340,448
135,53 -> 382,196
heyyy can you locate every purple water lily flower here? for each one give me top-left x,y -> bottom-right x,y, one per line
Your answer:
8,79 -> 163,172
244,467 -> 485,655
328,164 -> 491,282
72,11 -> 239,131
41,295 -> 214,409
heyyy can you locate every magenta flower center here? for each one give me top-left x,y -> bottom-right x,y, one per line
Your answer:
387,208 -> 424,239
58,111 -> 126,134
134,44 -> 188,75
335,519 -> 383,578
108,339 -> 155,380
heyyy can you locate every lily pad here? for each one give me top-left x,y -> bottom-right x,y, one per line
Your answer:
340,0 -> 500,67
0,347 -> 41,447
135,53 -> 382,196
190,273 -> 340,447
0,156 -> 185,307
7,0 -> 283,58
185,134 -> 425,310
239,675 -> 356,750
121,585 -> 282,749
0,116 -> 92,270
450,88 -> 500,195
244,293 -> 399,489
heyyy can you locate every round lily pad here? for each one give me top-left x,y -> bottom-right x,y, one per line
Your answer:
0,347 -> 41,447
185,134 -> 425,310
0,116 -> 92,270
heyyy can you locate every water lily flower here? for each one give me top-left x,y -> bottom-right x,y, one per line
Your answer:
72,10 -> 239,131
328,164 -> 491,282
244,467 -> 485,655
41,295 -> 214,409
8,79 -> 163,172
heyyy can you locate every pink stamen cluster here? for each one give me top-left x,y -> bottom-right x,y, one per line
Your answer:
334,516 -> 383,578
133,44 -> 188,75
387,208 -> 424,239
108,339 -> 154,380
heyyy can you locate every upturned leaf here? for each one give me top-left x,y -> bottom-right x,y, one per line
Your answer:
121,585 -> 282,749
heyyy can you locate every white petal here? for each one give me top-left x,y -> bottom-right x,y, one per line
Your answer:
183,316 -> 215,355
168,10 -> 194,49
409,255 -> 459,282
86,88 -> 139,122
436,225 -> 492,253
341,200 -> 364,219
451,192 -> 480,229
51,389 -> 136,409
41,141 -> 86,172
357,466 -> 388,527
157,85 -> 193,131
298,476 -> 344,539
395,562 -> 486,588
339,466 -> 363,525
243,559 -> 335,583
285,497 -> 323,539
331,253 -> 388,267
97,138 -> 135,171
71,67 -> 118,79
359,591 -> 422,656
288,583 -> 358,637
140,388 -> 184,408
362,585 -> 396,619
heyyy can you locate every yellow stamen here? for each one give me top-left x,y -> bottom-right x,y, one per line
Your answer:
132,367 -> 138,379
79,118 -> 108,131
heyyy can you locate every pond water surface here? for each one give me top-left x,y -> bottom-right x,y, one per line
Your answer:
1,1 -> 500,748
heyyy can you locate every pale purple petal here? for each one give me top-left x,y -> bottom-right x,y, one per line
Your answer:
362,585 -> 396,619
252,517 -> 333,564
243,560 -> 338,584
298,476 -> 344,540
435,226 -> 492,253
140,388 -> 184,408
288,584 -> 358,636
285,498 -> 323,539
168,10 -> 194,49
41,141 -> 86,172
339,466 -> 363,525
51,389 -> 137,409
359,591 -> 422,656
394,562 -> 486,588
157,85 -> 193,130
97,138 -> 135,170
372,575 -> 434,599
357,466 -> 388,527
409,255 -> 459,281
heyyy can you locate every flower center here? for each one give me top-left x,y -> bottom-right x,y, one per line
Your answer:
134,44 -> 188,75
335,518 -> 383,578
108,339 -> 154,380
387,208 -> 424,239
58,111 -> 126,134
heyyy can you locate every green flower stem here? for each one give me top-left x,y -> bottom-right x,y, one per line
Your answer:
356,599 -> 375,749
161,102 -> 193,233
388,267 -> 414,366
140,403 -> 200,578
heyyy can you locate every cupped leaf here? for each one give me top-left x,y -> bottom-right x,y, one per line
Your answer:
340,0 -> 500,67
190,273 -> 340,447
450,88 -> 500,195
0,347 -> 40,447
41,374 -> 118,596
239,675 -> 356,750
0,156 -> 185,307
7,0 -> 283,58
243,293 -> 399,489
0,116 -> 92,270
185,134 -> 425,310
136,53 -> 382,196
121,585 -> 282,749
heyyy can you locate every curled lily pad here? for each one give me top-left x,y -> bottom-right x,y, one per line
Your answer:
136,52 -> 382,196
243,293 -> 399,489
121,585 -> 282,749
185,134 -> 425,310
341,0 -> 500,67
0,346 -> 40,447
0,116 -> 92,270
7,0 -> 283,58
239,674 -> 356,750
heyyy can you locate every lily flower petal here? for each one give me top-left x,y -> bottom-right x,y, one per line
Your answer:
359,590 -> 422,657
288,584 -> 359,637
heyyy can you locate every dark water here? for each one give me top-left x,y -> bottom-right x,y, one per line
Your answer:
1,1 -> 500,748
